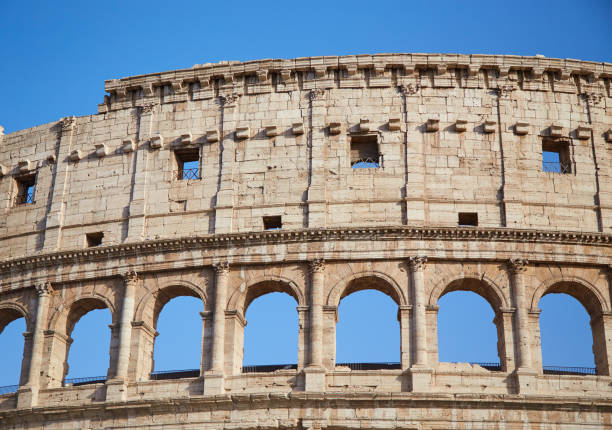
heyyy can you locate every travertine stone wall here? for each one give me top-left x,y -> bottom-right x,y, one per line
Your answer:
0,54 -> 611,428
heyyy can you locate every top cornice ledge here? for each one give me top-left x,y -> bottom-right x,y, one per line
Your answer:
103,53 -> 612,93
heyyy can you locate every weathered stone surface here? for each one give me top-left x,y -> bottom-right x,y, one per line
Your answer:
0,53 -> 611,428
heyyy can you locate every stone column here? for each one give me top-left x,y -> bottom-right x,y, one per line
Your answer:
398,305 -> 412,371
308,259 -> 325,368
409,256 -> 428,366
211,262 -> 229,373
205,261 -> 229,395
18,282 -> 52,408
508,258 -> 531,369
304,259 -> 326,391
508,258 -> 537,394
116,271 -> 138,379
408,256 -> 432,392
106,271 -> 139,401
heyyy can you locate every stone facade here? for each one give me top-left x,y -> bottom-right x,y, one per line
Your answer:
0,53 -> 611,428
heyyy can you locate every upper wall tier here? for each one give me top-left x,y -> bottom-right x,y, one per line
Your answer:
0,54 -> 611,260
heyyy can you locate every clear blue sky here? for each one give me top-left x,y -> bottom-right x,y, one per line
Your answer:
0,0 -> 609,386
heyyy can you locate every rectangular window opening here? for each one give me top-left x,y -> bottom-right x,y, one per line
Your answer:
175,148 -> 200,180
14,174 -> 36,206
86,232 -> 104,247
350,135 -> 380,168
263,216 -> 282,230
458,212 -> 478,227
542,140 -> 571,174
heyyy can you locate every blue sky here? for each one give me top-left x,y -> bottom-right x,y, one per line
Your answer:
0,0 -> 609,386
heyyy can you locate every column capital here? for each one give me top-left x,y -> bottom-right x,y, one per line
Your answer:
35,281 -> 53,297
213,261 -> 230,274
507,258 -> 529,274
409,256 -> 428,272
121,270 -> 140,286
309,259 -> 325,273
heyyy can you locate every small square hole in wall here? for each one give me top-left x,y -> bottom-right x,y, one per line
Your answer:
542,139 -> 571,174
14,174 -> 36,206
458,212 -> 478,227
263,216 -> 282,230
350,135 -> 380,168
175,148 -> 200,180
86,232 -> 104,247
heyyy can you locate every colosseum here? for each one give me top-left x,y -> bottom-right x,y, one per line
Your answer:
0,53 -> 611,429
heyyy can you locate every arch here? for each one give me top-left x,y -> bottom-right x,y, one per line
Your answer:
49,293 -> 116,335
228,275 -> 305,314
326,271 -> 406,307
134,279 -> 207,328
429,274 -> 509,312
0,303 -> 31,334
531,276 -> 608,317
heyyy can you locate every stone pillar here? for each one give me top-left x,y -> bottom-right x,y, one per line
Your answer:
398,305 -> 412,371
410,256 -> 428,366
205,261 -> 229,395
125,106 -> 154,242
306,89 -> 328,228
106,271 -> 139,401
200,311 -> 213,376
304,259 -> 326,392
408,256 -> 432,392
18,282 -> 52,408
508,258 -> 537,393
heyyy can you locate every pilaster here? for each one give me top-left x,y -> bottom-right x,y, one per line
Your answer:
306,89 -> 327,228
408,256 -> 432,392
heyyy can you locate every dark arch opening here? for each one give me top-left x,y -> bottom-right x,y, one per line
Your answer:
336,289 -> 399,366
153,296 -> 204,375
243,292 -> 298,370
539,292 -> 596,373
0,314 -> 26,389
437,291 -> 500,368
65,307 -> 112,382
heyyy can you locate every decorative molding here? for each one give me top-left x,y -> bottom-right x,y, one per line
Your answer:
507,258 -> 529,274
35,281 -> 53,296
213,261 -> 230,274
309,259 -> 325,273
409,256 -> 428,272
100,54 -> 612,113
426,119 -> 439,133
309,88 -> 325,101
0,227 -> 609,273
122,270 -> 140,286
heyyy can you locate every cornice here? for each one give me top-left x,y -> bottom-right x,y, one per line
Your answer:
99,53 -> 612,113
0,226 -> 609,272
1,389 -> 611,421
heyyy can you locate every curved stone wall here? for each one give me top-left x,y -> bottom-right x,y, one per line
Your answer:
0,54 -> 611,429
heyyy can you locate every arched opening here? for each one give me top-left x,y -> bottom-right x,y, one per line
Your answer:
153,296 -> 203,375
0,308 -> 27,392
336,290 -> 399,366
537,281 -> 604,375
64,299 -> 112,385
237,279 -> 302,373
437,291 -> 499,366
150,285 -> 205,380
435,278 -> 505,371
334,276 -> 401,369
243,292 -> 298,369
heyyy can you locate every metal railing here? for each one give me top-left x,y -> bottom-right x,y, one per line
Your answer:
64,376 -> 107,386
336,362 -> 401,370
0,385 -> 18,395
351,157 -> 380,168
543,366 -> 596,375
542,161 -> 570,173
470,362 -> 502,371
14,192 -> 34,205
242,364 -> 297,373
150,369 -> 200,380
177,168 -> 200,180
